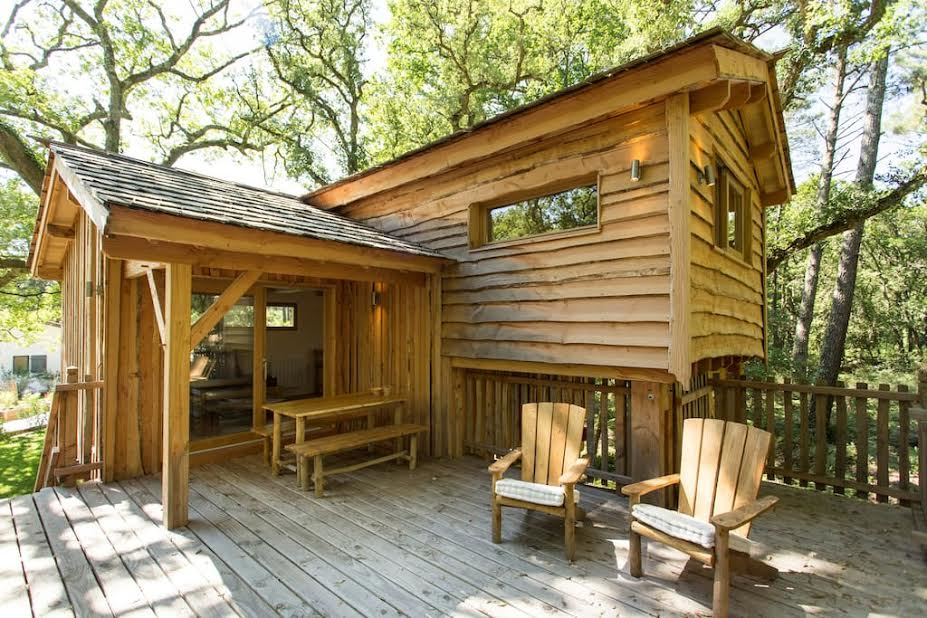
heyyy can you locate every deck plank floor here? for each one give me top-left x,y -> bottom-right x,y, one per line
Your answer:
4,454 -> 925,617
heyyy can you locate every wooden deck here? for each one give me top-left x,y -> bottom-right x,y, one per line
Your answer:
3,455 -> 925,617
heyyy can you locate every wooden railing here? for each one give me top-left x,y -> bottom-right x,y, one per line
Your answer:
34,367 -> 104,491
711,377 -> 923,505
461,370 -> 633,487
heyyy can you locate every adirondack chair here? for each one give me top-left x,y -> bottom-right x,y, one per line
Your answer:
489,402 -> 589,561
622,418 -> 778,617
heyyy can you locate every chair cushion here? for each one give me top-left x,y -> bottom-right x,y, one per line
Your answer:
494,478 -> 580,507
632,503 -> 715,548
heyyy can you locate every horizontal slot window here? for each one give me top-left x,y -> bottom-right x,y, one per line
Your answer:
487,184 -> 598,243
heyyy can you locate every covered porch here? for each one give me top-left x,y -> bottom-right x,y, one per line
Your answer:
6,454 -> 925,617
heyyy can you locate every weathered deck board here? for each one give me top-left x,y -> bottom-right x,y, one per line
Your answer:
5,455 -> 926,617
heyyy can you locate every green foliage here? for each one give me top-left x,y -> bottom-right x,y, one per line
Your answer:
367,0 -> 696,161
0,428 -> 43,498
0,177 -> 58,341
263,0 -> 372,183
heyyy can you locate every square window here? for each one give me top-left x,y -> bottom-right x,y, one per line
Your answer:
29,355 -> 47,374
12,356 -> 28,374
266,303 -> 297,329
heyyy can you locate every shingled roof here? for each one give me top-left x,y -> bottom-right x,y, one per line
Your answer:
48,142 -> 446,260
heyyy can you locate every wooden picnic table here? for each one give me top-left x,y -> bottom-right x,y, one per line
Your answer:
263,392 -> 407,475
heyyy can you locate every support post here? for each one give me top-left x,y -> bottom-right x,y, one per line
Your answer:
252,286 -> 266,431
630,381 -> 668,506
162,263 -> 191,529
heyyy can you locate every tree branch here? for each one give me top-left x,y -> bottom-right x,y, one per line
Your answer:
768,165 -> 927,272
0,121 -> 45,195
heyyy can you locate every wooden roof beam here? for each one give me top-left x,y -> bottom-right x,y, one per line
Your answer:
102,235 -> 428,286
124,260 -> 165,279
105,205 -> 447,274
190,269 -> 263,350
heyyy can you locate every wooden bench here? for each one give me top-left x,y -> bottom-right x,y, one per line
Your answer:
286,423 -> 426,496
254,421 -> 335,466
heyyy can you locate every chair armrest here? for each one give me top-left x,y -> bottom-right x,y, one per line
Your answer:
488,448 -> 522,476
710,495 -> 779,531
620,473 -> 680,497
559,457 -> 590,485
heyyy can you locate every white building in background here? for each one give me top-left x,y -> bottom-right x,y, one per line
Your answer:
0,324 -> 61,377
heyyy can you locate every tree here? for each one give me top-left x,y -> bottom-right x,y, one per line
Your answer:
0,177 -> 57,341
264,0 -> 372,184
817,52 -> 890,386
0,0 -> 281,339
792,47 -> 852,374
367,0 -> 695,161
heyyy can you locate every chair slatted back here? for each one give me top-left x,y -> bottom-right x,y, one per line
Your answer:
678,418 -> 771,537
521,403 -> 586,486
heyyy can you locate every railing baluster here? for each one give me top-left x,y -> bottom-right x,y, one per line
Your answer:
835,383 -> 847,495
765,387 -> 776,480
783,378 -> 793,485
855,383 -> 869,500
814,385 -> 827,491
599,390 -> 608,476
877,384 -> 890,504
799,388 -> 809,488
898,385 -> 910,507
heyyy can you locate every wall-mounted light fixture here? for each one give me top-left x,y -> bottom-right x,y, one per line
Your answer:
698,163 -> 717,187
371,288 -> 381,307
630,159 -> 641,182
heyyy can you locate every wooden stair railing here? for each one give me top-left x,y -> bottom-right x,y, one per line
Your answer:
34,367 -> 105,492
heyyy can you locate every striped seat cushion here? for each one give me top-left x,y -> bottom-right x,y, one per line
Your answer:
495,478 -> 580,507
632,503 -> 715,548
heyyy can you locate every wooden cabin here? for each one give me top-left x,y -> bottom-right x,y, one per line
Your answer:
27,29 -> 791,527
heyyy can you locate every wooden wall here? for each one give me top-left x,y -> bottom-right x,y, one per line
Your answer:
337,103 -> 672,372
58,210 -> 104,465
99,271 -> 436,479
688,109 -> 766,364
332,279 -> 435,454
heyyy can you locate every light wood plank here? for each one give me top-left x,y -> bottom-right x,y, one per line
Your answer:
9,495 -> 73,618
162,263 -> 192,528
33,489 -> 113,617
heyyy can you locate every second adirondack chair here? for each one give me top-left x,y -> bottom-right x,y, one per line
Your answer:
489,402 -> 589,561
622,418 -> 778,618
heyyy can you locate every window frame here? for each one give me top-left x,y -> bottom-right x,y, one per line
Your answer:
266,302 -> 298,331
468,174 -> 602,250
29,355 -> 47,374
714,162 -> 752,263
12,355 -> 28,374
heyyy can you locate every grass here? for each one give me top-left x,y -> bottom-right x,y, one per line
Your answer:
0,428 -> 44,498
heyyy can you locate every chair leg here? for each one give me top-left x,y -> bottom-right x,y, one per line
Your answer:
314,455 -> 324,498
492,497 -> 502,544
262,438 -> 270,467
713,530 -> 731,618
409,435 -> 418,470
629,526 -> 643,577
564,512 -> 576,562
300,456 -> 311,491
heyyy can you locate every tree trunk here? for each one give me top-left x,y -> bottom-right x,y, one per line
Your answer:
792,49 -> 848,375
817,54 -> 889,387
0,121 -> 46,196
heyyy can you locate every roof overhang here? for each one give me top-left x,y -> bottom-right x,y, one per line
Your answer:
305,30 -> 793,210
29,152 -> 450,283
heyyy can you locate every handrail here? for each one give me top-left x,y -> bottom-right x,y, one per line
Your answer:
34,368 -> 104,492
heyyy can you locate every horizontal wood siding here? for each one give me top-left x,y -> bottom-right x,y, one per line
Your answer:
339,104 -> 672,371
688,110 -> 766,363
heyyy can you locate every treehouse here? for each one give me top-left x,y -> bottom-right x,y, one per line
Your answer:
27,28 -> 792,532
